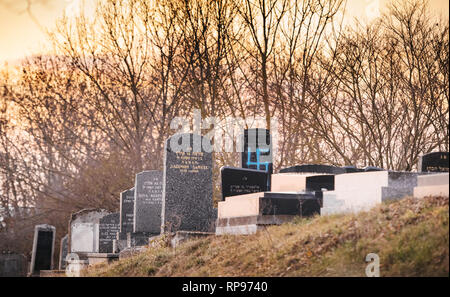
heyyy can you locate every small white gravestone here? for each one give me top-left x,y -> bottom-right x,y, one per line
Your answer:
69,209 -> 110,254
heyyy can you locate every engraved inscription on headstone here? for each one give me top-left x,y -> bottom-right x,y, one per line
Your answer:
419,152 -> 449,172
133,171 -> 163,234
99,213 -> 120,253
162,133 -> 215,233
221,167 -> 268,200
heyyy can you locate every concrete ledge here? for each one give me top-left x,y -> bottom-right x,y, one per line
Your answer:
417,173 -> 449,187
216,225 -> 261,235
217,215 -> 298,227
414,185 -> 449,198
86,253 -> 119,265
39,270 -> 66,277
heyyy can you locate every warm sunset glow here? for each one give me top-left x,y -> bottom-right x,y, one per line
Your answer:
0,0 -> 448,64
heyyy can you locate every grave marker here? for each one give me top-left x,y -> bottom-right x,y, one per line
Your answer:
161,133 -> 215,233
133,171 -> 163,234
99,213 -> 120,253
30,224 -> 55,276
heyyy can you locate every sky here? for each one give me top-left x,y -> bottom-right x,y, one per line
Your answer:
0,0 -> 448,65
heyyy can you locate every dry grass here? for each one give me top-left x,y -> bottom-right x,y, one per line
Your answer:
84,196 -> 449,277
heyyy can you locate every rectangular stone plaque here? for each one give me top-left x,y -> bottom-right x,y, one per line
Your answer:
221,166 -> 268,200
99,213 -> 120,253
133,171 -> 163,233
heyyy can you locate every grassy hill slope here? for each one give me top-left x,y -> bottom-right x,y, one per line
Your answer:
84,196 -> 449,277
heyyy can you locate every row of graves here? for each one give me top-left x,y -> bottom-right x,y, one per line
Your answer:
19,129 -> 449,277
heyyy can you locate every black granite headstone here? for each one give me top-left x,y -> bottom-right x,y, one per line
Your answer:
30,224 -> 55,275
119,188 -> 135,240
241,129 -> 273,189
419,152 -> 450,172
262,192 -> 321,217
99,213 -> 120,253
221,167 -> 268,200
161,133 -> 215,233
133,171 -> 163,234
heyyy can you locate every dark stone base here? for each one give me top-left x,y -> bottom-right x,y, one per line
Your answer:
127,232 -> 158,248
259,192 -> 321,217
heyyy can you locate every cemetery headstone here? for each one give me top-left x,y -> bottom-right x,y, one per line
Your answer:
221,166 -> 268,200
99,213 -> 120,253
118,188 -> 135,240
58,234 -> 68,270
419,152 -> 449,172
161,133 -> 215,233
0,253 -> 27,277
241,128 -> 273,189
69,209 -> 110,255
30,224 -> 55,276
133,171 -> 163,234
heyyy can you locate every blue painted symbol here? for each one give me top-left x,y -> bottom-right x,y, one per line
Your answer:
246,148 -> 270,171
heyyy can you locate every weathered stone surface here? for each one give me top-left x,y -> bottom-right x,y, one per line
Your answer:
127,232 -> 154,248
419,152 -> 449,172
133,171 -> 163,233
30,224 -> 55,276
0,253 -> 27,277
215,214 -> 306,235
161,133 -> 215,233
69,209 -> 110,254
119,188 -> 135,239
58,234 -> 68,270
221,166 -> 268,200
99,213 -> 120,253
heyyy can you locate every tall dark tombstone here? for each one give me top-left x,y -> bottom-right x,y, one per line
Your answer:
118,188 -> 135,240
99,213 -> 120,253
133,171 -> 163,234
419,152 -> 449,172
241,128 -> 273,189
30,224 -> 55,276
161,133 -> 215,233
58,234 -> 68,270
221,167 -> 268,200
